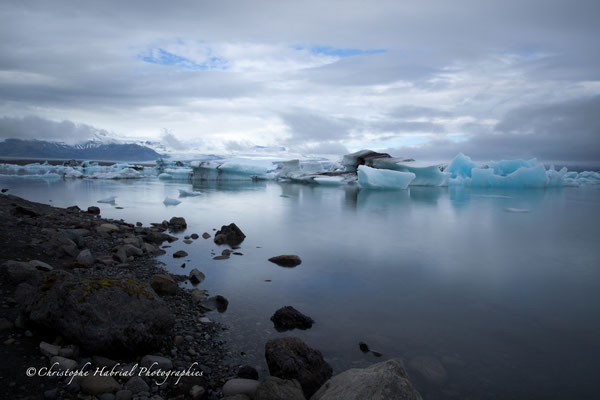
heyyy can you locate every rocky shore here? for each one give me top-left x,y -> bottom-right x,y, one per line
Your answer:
0,193 -> 423,400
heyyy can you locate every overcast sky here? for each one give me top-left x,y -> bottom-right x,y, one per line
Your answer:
1,0 -> 599,161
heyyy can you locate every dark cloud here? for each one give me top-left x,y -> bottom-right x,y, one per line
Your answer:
0,115 -> 109,145
383,96 -> 600,162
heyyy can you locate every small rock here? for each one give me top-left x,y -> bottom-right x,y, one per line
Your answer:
151,274 -> 178,296
115,389 -> 133,400
268,255 -> 302,267
190,233 -> 199,239
168,217 -> 187,231
222,379 -> 260,398
77,249 -> 95,266
140,355 -> 173,371
40,341 -> 61,357
213,223 -> 245,246
202,232 -> 211,239
271,306 -> 314,331
124,376 -> 150,394
44,388 -> 59,399
173,250 -> 188,258
97,223 -> 119,233
87,206 -> 101,214
29,260 -> 53,272
50,355 -> 78,371
80,375 -> 121,395
254,376 -> 306,400
359,342 -> 369,353
99,393 -> 116,400
189,269 -> 205,284
190,385 -> 205,399
237,365 -> 259,380
0,318 -> 14,331
183,239 -> 193,244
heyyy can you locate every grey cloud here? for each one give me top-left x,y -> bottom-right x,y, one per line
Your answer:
161,130 -> 188,151
383,96 -> 600,162
279,109 -> 353,143
0,115 -> 108,145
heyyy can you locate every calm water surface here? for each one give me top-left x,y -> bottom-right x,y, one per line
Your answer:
2,176 -> 600,399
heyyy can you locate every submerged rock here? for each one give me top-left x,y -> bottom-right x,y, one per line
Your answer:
271,306 -> 314,331
173,250 -> 188,258
268,255 -> 302,267
20,271 -> 174,354
189,268 -> 205,284
265,337 -> 332,398
311,358 -> 422,400
214,223 -> 246,246
168,216 -> 187,231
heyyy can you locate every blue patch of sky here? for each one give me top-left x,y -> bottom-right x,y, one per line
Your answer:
295,45 -> 386,58
140,48 -> 228,70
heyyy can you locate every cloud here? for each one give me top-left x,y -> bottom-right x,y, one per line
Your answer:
160,129 -> 189,150
0,115 -> 109,145
382,96 -> 600,162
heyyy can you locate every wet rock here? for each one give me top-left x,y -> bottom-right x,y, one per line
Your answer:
237,365 -> 259,380
189,269 -> 205,284
190,233 -> 199,239
81,375 -> 121,395
222,379 -> 260,398
190,385 -> 205,399
39,341 -> 60,357
202,295 -> 229,312
271,306 -> 314,331
214,223 -> 246,246
77,249 -> 95,266
359,342 -> 369,353
29,260 -> 53,272
183,239 -> 193,244
1,260 -> 43,284
265,337 -> 332,398
168,217 -> 187,231
93,356 -> 118,368
142,231 -> 178,245
202,232 -> 211,239
143,242 -> 165,255
140,355 -> 173,371
15,205 -> 39,217
151,274 -> 178,295
97,223 -> 119,233
22,271 -> 174,354
190,289 -> 208,303
50,356 -> 78,371
311,358 -> 422,400
409,356 -> 448,384
173,250 -> 188,258
87,206 -> 101,215
115,390 -> 133,400
268,255 -> 302,267
254,376 -> 306,400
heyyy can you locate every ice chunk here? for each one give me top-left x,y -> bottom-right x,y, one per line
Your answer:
341,150 -> 394,171
63,167 -> 84,179
163,197 -> 181,206
505,208 -> 531,213
357,165 -> 415,189
301,161 -> 324,174
90,168 -> 141,179
192,158 -> 277,181
445,153 -> 478,178
158,173 -> 172,179
487,158 -> 537,176
178,189 -> 201,197
471,165 -> 548,188
313,176 -> 346,185
163,168 -> 192,180
372,159 -> 449,186
546,166 -> 568,187
97,196 -> 116,204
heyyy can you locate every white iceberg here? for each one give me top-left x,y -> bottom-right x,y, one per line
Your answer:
192,158 -> 277,181
313,176 -> 346,185
357,165 -> 415,189
163,197 -> 181,206
371,159 -> 449,186
97,196 -> 117,204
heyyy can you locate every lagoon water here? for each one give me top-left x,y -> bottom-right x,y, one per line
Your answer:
2,175 -> 600,399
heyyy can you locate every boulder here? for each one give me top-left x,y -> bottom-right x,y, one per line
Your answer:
189,268 -> 205,284
214,223 -> 246,246
255,377 -> 306,400
271,306 -> 314,331
190,385 -> 205,399
222,379 -> 260,398
87,206 -> 101,215
50,356 -> 78,372
77,249 -> 95,266
268,255 -> 302,267
29,260 -> 53,272
124,376 -> 149,394
1,260 -> 43,284
140,355 -> 173,371
265,337 -> 332,398
151,274 -> 178,295
21,271 -> 174,355
168,217 -> 187,231
142,231 -> 177,245
201,295 -> 229,312
311,358 -> 422,400
97,223 -> 119,233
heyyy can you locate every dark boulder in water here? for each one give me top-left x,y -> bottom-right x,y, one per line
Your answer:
214,223 -> 246,246
271,306 -> 314,331
268,255 -> 302,267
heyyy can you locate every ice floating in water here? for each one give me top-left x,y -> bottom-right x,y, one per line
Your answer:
163,197 -> 181,206
97,196 -> 116,204
372,158 -> 448,186
505,208 -> 531,213
471,165 -> 548,188
445,153 -> 478,178
487,158 -> 537,176
158,173 -> 172,180
178,189 -> 201,197
191,158 -> 277,181
357,165 -> 415,189
313,176 -> 346,185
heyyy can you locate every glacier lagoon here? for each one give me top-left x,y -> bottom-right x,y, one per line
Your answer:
1,173 -> 600,399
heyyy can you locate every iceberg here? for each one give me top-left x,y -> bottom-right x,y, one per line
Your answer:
163,197 -> 181,206
63,167 -> 84,179
341,150 -> 395,171
371,158 -> 449,186
158,173 -> 172,180
178,189 -> 201,197
191,158 -> 277,181
313,176 -> 347,185
486,158 -> 537,176
445,153 -> 478,178
471,165 -> 548,188
357,165 -> 415,189
97,196 -> 117,204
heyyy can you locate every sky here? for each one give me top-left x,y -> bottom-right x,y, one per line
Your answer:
0,0 -> 599,162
